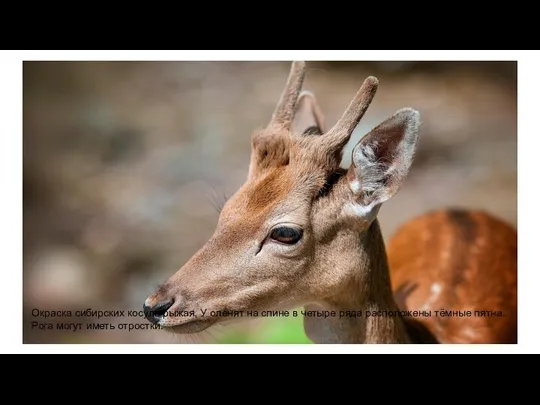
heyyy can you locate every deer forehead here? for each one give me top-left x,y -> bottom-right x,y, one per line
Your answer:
221,165 -> 321,228
245,166 -> 294,212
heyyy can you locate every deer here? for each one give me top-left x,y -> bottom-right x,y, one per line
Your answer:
143,61 -> 517,344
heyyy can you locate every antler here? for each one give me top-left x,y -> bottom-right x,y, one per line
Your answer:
269,61 -> 307,128
248,61 -> 306,180
249,64 -> 378,180
322,76 -> 379,154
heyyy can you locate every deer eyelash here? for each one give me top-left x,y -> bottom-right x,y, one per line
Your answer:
207,188 -> 230,213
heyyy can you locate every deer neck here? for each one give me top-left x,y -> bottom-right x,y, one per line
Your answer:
303,219 -> 410,344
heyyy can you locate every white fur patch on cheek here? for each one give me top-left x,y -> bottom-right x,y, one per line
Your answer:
343,202 -> 380,224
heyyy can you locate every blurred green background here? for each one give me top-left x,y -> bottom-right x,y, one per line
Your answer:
214,311 -> 311,344
23,61 -> 516,344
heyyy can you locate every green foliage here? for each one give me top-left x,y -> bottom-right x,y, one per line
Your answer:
216,313 -> 312,344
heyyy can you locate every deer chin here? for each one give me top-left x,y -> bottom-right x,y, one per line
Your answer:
161,297 -> 306,334
161,318 -> 216,334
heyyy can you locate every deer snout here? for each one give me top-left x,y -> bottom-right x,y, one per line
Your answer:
143,298 -> 174,325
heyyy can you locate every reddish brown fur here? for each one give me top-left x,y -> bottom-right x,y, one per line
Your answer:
245,166 -> 292,212
388,209 -> 517,343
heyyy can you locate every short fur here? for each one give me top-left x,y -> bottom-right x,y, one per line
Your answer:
144,62 -> 518,344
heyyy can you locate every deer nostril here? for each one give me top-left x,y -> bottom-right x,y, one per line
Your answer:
143,300 -> 174,325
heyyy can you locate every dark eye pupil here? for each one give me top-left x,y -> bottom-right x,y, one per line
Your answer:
270,227 -> 303,244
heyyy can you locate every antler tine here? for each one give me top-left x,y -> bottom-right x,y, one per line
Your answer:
325,76 -> 379,151
270,61 -> 307,128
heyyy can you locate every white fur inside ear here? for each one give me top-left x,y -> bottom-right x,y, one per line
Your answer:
349,179 -> 362,194
343,202 -> 381,224
349,107 -> 421,206
352,142 -> 386,196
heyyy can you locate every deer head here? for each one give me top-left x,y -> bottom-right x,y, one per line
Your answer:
143,61 -> 420,335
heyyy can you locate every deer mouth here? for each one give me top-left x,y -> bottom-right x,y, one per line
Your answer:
160,308 -> 251,334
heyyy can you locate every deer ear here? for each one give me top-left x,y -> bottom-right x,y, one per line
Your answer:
292,91 -> 326,135
347,108 -> 420,209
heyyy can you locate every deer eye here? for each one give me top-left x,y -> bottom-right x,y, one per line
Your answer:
270,227 -> 303,245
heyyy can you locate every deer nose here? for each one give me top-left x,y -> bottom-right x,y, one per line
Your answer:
143,300 -> 174,325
